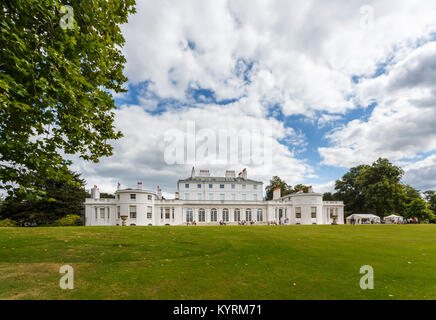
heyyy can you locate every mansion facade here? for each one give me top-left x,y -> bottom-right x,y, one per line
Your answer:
84,168 -> 344,226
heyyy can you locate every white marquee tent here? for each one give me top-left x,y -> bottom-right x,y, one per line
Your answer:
384,214 -> 403,224
346,214 -> 381,224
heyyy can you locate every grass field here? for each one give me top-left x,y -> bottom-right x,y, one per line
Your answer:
0,225 -> 435,300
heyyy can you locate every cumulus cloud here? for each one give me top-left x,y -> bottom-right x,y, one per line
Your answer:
122,0 -> 436,116
319,42 -> 436,173
71,102 -> 313,194
72,1 -> 436,193
403,155 -> 436,191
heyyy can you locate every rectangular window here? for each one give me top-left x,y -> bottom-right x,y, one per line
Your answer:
100,207 -> 105,219
165,208 -> 170,219
242,194 -> 246,200
209,193 -> 213,200
197,193 -> 202,200
117,194 -> 120,200
253,185 -> 257,190
185,183 -> 189,188
253,194 -> 258,201
232,193 -> 236,201
160,207 -> 163,219
130,194 -> 136,200
220,184 -> 224,189
311,207 -> 317,219
231,184 -> 235,189
117,206 -> 120,219
172,207 -> 175,220
95,207 -> 98,219
242,184 -> 246,189
295,207 -> 301,219
220,194 -> 225,200
209,184 -> 213,189
147,195 -> 152,200
147,206 -> 152,219
197,184 -> 201,189
129,205 -> 137,219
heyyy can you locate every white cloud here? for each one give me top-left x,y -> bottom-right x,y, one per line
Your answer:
122,0 -> 436,117
403,155 -> 436,191
317,114 -> 343,128
73,1 -> 436,193
313,180 -> 336,194
320,42 -> 436,170
71,102 -> 313,194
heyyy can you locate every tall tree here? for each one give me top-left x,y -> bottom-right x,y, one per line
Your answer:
0,170 -> 88,225
404,198 -> 435,223
355,158 -> 405,217
323,192 -> 341,201
0,0 -> 136,198
423,190 -> 436,213
265,176 -> 292,200
291,184 -> 310,193
334,164 -> 369,213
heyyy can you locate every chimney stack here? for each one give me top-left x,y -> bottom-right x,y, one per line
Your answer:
199,169 -> 210,177
241,168 -> 247,179
225,170 -> 236,178
273,187 -> 281,200
91,185 -> 100,199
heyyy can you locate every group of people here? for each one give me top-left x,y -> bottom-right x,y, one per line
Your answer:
238,220 -> 256,225
267,218 -> 290,225
349,216 -> 419,225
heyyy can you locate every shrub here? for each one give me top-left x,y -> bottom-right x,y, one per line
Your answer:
56,214 -> 81,226
0,218 -> 18,227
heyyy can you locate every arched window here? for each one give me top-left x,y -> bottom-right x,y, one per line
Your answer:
186,208 -> 193,222
246,208 -> 252,221
211,208 -> 217,222
222,208 -> 229,222
234,208 -> 240,222
198,208 -> 205,222
257,208 -> 263,222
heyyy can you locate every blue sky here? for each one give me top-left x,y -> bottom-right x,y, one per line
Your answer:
72,1 -> 436,196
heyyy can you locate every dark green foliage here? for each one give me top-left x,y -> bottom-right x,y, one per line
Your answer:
56,214 -> 81,226
291,184 -> 310,193
323,192 -> 341,201
0,170 -> 88,225
423,190 -> 436,213
100,193 -> 115,199
405,198 -> 435,223
331,158 -> 429,218
0,0 -> 136,198
264,176 -> 292,200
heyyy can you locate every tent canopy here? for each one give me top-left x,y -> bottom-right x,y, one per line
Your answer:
385,214 -> 403,219
347,214 -> 380,220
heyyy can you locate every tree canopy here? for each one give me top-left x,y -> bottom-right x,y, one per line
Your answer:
405,198 -> 435,223
265,176 -> 292,200
0,0 -> 136,198
0,170 -> 88,225
264,177 -> 312,200
423,190 -> 436,213
329,158 -> 435,219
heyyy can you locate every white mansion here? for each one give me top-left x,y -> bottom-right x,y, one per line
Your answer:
84,168 -> 344,226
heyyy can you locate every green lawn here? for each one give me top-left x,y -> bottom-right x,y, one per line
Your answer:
0,225 -> 435,300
